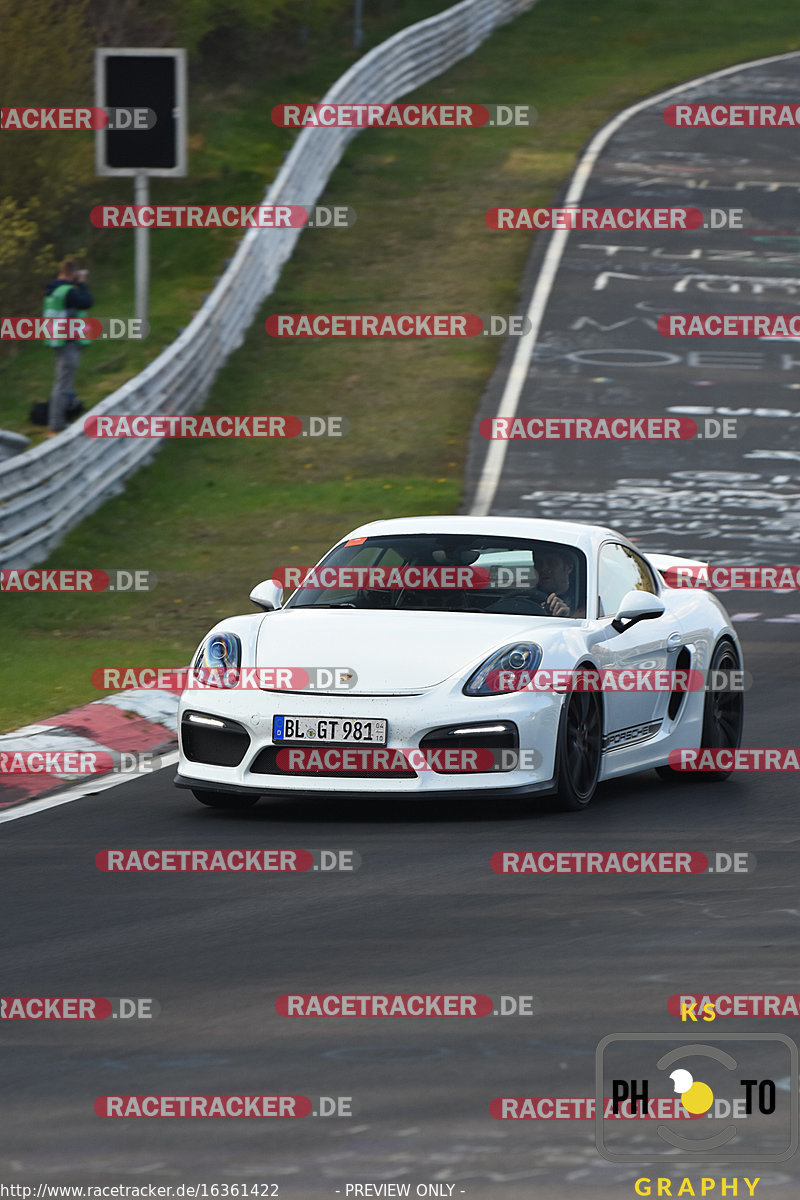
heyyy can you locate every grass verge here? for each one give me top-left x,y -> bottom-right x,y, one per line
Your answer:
3,0 -> 800,731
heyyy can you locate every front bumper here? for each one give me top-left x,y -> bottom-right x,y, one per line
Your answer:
174,771 -> 557,800
175,684 -> 562,797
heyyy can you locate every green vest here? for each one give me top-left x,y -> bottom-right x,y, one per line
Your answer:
42,282 -> 91,348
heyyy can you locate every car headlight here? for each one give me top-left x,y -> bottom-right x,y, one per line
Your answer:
463,642 -> 542,696
193,631 -> 242,688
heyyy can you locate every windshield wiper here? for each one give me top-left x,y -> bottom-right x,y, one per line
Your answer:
290,602 -> 358,609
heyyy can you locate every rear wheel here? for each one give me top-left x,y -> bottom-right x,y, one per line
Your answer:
192,789 -> 259,810
555,687 -> 602,810
656,638 -> 743,783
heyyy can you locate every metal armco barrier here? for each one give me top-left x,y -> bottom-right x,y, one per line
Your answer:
0,0 -> 536,568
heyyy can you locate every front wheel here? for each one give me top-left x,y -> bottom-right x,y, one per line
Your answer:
656,638 -> 743,783
555,689 -> 602,810
192,789 -> 259,810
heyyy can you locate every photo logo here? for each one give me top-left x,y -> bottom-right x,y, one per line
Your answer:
596,1034 -> 798,1163
669,1068 -> 714,1115
680,999 -> 718,1022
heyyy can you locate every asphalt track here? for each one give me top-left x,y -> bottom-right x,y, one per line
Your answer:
4,55 -> 800,1200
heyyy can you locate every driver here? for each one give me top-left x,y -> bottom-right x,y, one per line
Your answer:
536,548 -> 585,618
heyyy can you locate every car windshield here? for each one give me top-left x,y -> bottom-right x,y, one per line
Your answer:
284,534 -> 587,617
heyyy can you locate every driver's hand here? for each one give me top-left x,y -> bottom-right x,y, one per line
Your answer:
545,592 -> 569,617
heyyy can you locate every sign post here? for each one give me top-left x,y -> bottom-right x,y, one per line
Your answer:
95,49 -> 188,324
133,172 -> 149,324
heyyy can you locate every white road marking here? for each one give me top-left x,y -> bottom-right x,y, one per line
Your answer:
470,49 -> 800,517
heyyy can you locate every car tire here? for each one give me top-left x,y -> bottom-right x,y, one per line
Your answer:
554,686 -> 602,810
192,789 -> 260,810
656,637 -> 743,783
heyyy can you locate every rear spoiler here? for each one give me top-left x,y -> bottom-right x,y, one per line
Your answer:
644,553 -> 710,588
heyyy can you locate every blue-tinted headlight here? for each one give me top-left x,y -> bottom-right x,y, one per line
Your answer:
193,632 -> 241,688
463,642 -> 542,696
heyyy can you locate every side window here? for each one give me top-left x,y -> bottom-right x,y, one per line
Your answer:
598,543 -> 657,617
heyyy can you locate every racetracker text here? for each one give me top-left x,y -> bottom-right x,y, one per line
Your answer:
494,851 -> 702,873
96,1095 -> 308,1118
481,417 -> 689,440
278,993 -> 492,1016
487,207 -> 702,230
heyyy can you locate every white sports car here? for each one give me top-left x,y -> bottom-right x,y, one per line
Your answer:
174,516 -> 744,811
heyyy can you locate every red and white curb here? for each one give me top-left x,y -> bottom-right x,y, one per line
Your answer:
0,689 -> 179,814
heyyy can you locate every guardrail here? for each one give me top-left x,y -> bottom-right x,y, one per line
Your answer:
0,0 -> 537,568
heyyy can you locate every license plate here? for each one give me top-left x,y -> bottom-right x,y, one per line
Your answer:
272,715 -> 387,745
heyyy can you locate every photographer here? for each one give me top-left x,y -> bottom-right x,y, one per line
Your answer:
42,258 -> 93,436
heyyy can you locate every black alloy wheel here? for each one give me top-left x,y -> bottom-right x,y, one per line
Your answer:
555,685 -> 602,810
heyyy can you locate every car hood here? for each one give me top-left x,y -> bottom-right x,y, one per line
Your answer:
255,608 -> 553,692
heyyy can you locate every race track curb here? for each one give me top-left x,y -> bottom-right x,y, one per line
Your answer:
0,689 -> 179,811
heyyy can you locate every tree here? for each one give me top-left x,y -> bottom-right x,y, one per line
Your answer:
0,0 -> 94,337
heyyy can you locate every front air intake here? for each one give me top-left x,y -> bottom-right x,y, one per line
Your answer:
181,712 -> 250,767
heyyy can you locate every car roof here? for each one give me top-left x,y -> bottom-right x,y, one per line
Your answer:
337,515 -> 629,557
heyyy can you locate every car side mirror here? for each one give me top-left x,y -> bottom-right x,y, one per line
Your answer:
249,579 -> 283,611
611,589 -> 665,633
